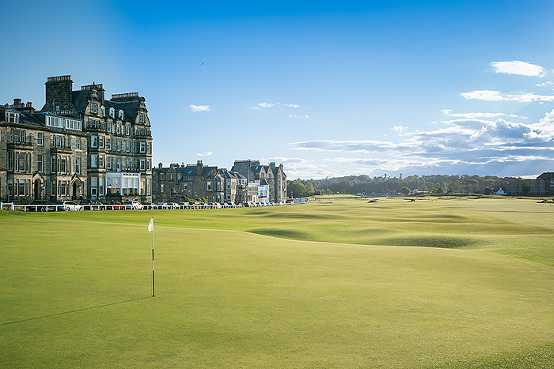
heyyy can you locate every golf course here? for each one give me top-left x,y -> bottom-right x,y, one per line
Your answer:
1,197 -> 553,368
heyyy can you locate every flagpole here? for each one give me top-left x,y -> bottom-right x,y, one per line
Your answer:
152,222 -> 155,298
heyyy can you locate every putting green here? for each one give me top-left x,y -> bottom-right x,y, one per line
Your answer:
1,198 -> 553,367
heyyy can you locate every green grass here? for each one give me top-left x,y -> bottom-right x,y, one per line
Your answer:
1,198 -> 553,367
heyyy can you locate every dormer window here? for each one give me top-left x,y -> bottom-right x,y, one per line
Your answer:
6,112 -> 19,124
109,107 -> 115,118
91,104 -> 98,114
118,109 -> 124,120
101,105 -> 105,117
139,114 -> 145,123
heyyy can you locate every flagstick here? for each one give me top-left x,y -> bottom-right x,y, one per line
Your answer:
152,225 -> 155,297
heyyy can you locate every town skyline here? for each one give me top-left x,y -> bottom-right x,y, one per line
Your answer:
2,0 -> 554,179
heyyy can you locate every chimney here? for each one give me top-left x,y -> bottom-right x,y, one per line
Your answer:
158,162 -> 163,169
45,75 -> 73,111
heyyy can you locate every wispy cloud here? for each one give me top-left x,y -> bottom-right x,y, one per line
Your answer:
251,102 -> 302,110
441,109 -> 522,119
288,114 -> 310,119
491,61 -> 546,77
189,105 -> 210,112
196,152 -> 213,156
460,90 -> 554,102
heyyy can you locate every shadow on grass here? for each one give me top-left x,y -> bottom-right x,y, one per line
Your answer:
0,296 -> 151,326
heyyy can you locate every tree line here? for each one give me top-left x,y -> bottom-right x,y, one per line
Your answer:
286,174 -> 522,197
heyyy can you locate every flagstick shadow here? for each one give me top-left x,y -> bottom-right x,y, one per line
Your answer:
1,296 -> 152,326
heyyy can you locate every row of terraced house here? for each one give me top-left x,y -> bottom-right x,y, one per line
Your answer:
151,160 -> 287,204
1,75 -> 286,204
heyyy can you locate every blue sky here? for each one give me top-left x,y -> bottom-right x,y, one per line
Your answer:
2,0 -> 554,179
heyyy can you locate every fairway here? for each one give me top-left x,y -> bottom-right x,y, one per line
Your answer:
1,198 -> 553,368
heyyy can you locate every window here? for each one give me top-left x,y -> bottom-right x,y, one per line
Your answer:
19,179 -> 25,197
7,112 -> 19,124
37,132 -> 43,145
107,139 -> 111,151
76,137 -> 81,150
109,107 -> 115,118
37,154 -> 43,172
91,177 -> 98,198
99,136 -> 104,148
117,159 -> 121,172
91,154 -> 98,168
107,157 -> 111,170
140,142 -> 146,153
207,181 -> 212,191
183,183 -> 188,191
139,114 -> 145,123
8,152 -> 13,171
76,157 -> 81,174
11,129 -> 26,144
147,142 -> 151,153
60,181 -> 68,197
140,159 -> 145,170
91,136 -> 98,148
99,155 -> 104,168
119,110 -> 124,120
117,124 -> 121,135
126,141 -> 130,152
60,157 -> 67,173
117,140 -> 121,152
126,124 -> 130,135
53,135 -> 65,148
160,184 -> 164,193
51,156 -> 56,173
91,104 -> 98,114
101,105 -> 105,117
107,121 -> 111,133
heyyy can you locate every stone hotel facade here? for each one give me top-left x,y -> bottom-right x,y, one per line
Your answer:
0,75 -> 153,203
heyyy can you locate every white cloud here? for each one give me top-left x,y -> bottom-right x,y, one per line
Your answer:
491,61 -> 545,77
536,81 -> 554,87
441,109 -> 522,119
289,109 -> 554,177
288,114 -> 310,119
461,90 -> 554,102
196,152 -> 213,157
189,105 -> 210,112
392,125 -> 408,133
259,102 -> 274,108
285,103 -> 301,108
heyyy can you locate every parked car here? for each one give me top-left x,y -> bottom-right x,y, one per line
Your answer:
123,200 -> 143,210
56,201 -> 84,211
30,200 -> 54,212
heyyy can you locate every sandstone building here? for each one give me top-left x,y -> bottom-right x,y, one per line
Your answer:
0,75 -> 153,203
0,99 -> 88,203
152,161 -> 247,203
231,160 -> 287,203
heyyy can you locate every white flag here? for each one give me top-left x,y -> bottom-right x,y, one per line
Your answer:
148,217 -> 154,232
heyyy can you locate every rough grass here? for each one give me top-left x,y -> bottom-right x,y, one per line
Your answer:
1,198 -> 553,368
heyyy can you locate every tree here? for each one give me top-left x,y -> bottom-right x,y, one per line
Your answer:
400,187 -> 410,195
483,187 -> 493,195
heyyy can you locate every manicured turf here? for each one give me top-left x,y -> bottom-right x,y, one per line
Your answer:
1,198 -> 553,367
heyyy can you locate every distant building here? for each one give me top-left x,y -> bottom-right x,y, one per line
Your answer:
231,160 -> 287,202
152,161 -> 247,203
